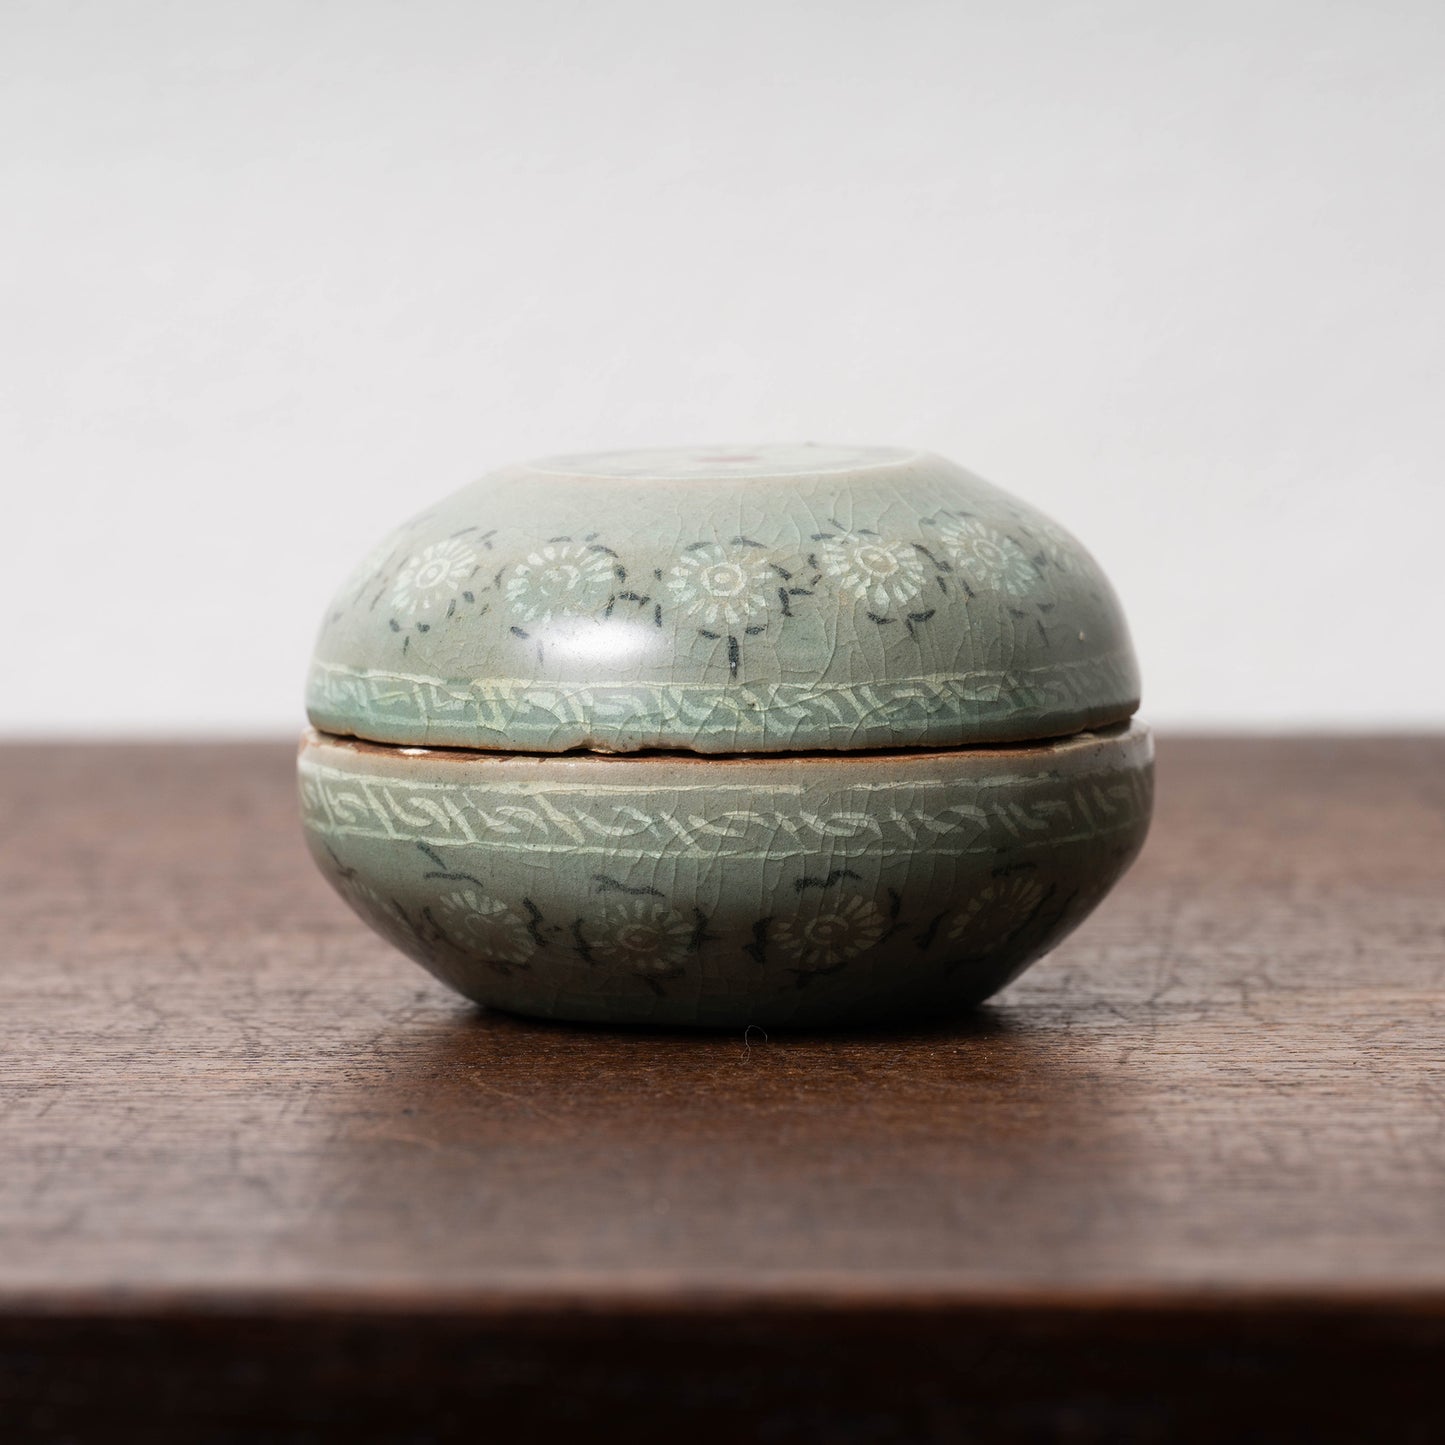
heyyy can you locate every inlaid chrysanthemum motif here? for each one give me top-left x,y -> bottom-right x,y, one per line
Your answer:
434,888 -> 536,965
946,877 -> 1045,944
816,535 -> 926,614
391,538 -> 478,615
771,895 -> 887,971
667,544 -> 775,630
504,541 -> 618,625
587,899 -> 692,973
933,518 -> 1038,596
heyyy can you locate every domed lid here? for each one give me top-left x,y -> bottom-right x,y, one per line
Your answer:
307,445 -> 1139,753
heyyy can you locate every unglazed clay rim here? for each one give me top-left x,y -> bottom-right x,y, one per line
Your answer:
302,718 -> 1148,768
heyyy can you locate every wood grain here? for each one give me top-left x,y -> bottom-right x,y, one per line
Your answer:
2,737 -> 1443,1440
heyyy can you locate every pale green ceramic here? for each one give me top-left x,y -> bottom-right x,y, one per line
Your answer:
301,444 -> 1151,1027
299,722 -> 1152,1027
307,445 -> 1138,754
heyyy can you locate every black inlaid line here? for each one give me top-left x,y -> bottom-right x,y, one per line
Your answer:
915,910 -> 948,951
743,918 -> 770,964
521,898 -> 547,950
794,868 -> 862,894
591,874 -> 663,897
571,919 -> 593,965
687,908 -> 716,953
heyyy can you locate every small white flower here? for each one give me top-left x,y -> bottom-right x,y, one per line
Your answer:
946,877 -> 1045,944
587,898 -> 692,972
934,518 -> 1038,596
772,895 -> 887,970
817,535 -> 925,614
667,544 -> 775,630
504,541 -> 618,625
434,889 -> 536,965
391,538 -> 477,615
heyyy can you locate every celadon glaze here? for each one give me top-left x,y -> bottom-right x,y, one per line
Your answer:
301,444 -> 1152,1027
299,722 -> 1152,1028
307,445 -> 1139,754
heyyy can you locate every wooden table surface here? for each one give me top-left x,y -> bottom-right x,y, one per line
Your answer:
2,737 -> 1443,1441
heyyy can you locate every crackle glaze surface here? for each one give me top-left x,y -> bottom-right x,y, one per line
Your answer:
308,445 -> 1139,753
299,722 -> 1153,1027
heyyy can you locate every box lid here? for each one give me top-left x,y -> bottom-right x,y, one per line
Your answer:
306,445 -> 1139,753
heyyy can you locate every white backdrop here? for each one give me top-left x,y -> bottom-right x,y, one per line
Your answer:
4,0 -> 1443,735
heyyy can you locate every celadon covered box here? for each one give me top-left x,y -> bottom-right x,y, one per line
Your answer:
300,444 -> 1152,1027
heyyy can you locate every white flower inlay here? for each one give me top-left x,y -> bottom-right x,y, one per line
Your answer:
817,536 -> 926,614
946,877 -> 1045,944
587,898 -> 692,972
391,538 -> 477,615
667,544 -> 775,630
434,888 -> 536,965
934,518 -> 1038,596
504,541 -> 617,625
772,894 -> 887,970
